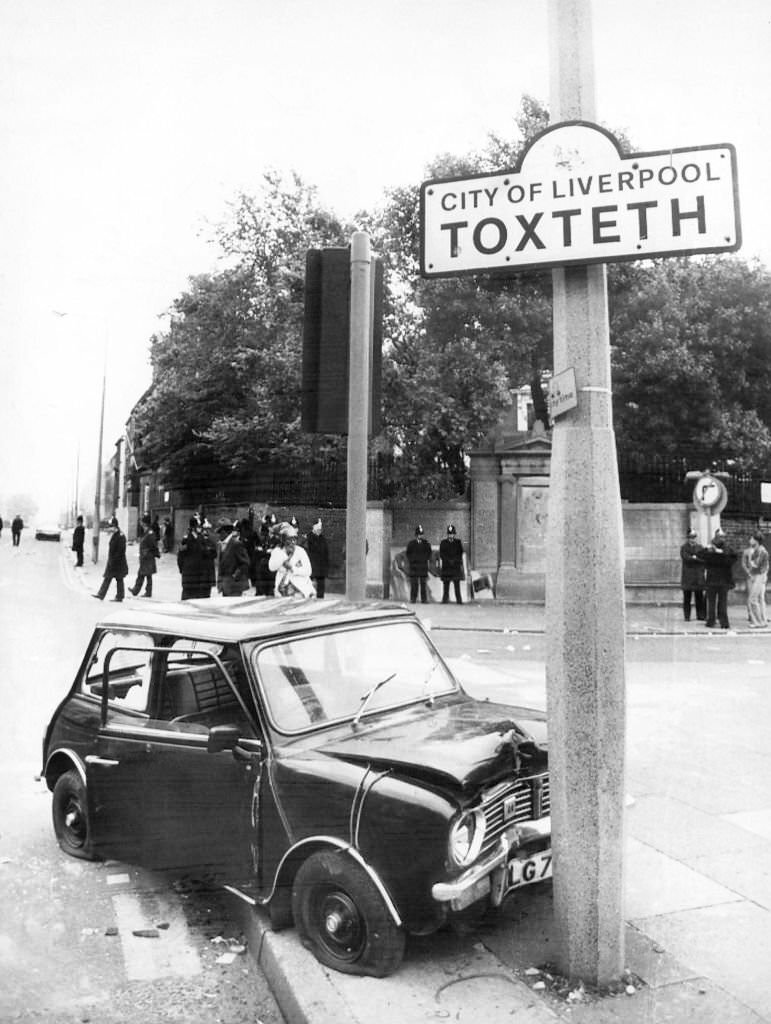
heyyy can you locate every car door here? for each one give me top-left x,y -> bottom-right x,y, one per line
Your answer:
85,636 -> 261,875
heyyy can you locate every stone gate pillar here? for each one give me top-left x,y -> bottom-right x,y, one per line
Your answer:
469,428 -> 552,601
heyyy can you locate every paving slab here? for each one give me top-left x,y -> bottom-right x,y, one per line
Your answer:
627,794 -> 771,862
561,977 -> 766,1024
632,902 -> 771,1020
624,838 -> 740,920
688,849 -> 771,911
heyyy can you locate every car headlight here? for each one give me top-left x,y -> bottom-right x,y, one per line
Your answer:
448,808 -> 486,868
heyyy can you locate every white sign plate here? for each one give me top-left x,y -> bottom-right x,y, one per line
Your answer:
548,367 -> 577,419
420,122 -> 741,277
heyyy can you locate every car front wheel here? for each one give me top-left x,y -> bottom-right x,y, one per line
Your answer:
52,770 -> 98,860
291,851 -> 405,977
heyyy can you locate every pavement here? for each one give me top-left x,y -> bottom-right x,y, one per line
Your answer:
61,534 -> 771,1023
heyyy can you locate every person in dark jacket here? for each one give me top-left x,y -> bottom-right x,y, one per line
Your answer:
254,513 -> 278,596
216,520 -> 251,596
11,515 -> 24,546
306,518 -> 330,598
700,528 -> 738,629
177,516 -> 217,600
71,515 -> 85,567
439,524 -> 465,604
406,525 -> 432,604
129,519 -> 161,597
93,517 -> 128,601
162,517 -> 174,553
680,528 -> 706,621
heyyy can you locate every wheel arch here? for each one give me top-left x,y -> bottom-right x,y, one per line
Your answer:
267,836 -> 402,927
44,749 -> 86,791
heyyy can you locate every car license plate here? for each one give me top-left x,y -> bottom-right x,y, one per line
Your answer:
505,849 -> 553,891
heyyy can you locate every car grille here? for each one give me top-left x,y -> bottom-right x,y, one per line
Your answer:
479,773 -> 550,857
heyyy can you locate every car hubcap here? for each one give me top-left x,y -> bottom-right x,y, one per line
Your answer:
317,891 -> 364,960
64,798 -> 86,846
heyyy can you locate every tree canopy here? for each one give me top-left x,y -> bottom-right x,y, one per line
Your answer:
133,99 -> 771,496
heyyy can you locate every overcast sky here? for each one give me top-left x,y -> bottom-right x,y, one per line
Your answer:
1,0 -> 769,520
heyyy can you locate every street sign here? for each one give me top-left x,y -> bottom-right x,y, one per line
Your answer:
693,474 -> 727,514
420,122 -> 741,277
548,367 -> 577,419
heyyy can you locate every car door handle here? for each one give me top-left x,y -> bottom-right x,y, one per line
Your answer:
85,755 -> 120,767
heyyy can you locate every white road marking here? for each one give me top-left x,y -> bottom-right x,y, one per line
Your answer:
111,891 -> 201,981
106,873 -> 131,885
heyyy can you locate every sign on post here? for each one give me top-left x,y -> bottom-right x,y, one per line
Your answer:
420,122 -> 741,277
548,367 -> 577,420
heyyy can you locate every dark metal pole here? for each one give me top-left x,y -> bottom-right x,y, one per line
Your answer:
92,370 -> 106,564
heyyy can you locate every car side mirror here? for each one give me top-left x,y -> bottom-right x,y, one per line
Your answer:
207,724 -> 241,753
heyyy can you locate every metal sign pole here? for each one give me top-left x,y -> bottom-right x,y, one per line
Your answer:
545,0 -> 627,986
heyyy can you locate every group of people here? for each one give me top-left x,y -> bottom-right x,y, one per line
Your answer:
176,512 -> 330,601
92,510 -> 331,603
0,515 -> 25,546
681,527 -> 769,629
405,524 -> 465,604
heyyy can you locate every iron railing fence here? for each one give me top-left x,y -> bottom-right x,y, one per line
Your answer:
152,451 -> 770,514
617,451 -> 770,514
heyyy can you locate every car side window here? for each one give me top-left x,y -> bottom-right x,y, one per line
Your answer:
153,641 -> 257,737
82,630 -> 154,716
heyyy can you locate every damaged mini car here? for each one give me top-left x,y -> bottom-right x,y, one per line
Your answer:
42,597 -> 550,977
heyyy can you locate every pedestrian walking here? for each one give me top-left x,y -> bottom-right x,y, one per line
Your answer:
680,528 -> 706,621
71,515 -> 85,567
129,518 -> 161,597
0,514 -> 3,539
744,531 -> 769,628
177,515 -> 217,600
268,523 -> 315,597
700,528 -> 738,629
439,524 -> 465,604
93,517 -> 128,602
406,525 -> 432,604
11,514 -> 24,546
306,518 -> 330,598
216,519 -> 251,596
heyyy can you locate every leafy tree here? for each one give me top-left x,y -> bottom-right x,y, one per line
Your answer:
133,172 -> 353,481
363,96 -> 555,495
608,257 -> 771,468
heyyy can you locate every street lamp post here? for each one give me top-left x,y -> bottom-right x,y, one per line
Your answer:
92,369 -> 106,563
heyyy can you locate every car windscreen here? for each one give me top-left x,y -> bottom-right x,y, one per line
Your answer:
252,619 -> 457,734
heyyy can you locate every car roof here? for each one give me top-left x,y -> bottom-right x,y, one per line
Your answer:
96,595 -> 416,644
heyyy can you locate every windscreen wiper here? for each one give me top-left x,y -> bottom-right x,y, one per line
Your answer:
352,673 -> 396,730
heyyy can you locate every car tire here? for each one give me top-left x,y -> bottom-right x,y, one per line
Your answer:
291,851 -> 405,977
52,770 -> 98,861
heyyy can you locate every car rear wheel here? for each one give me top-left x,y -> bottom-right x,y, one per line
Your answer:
52,770 -> 98,860
291,851 -> 405,977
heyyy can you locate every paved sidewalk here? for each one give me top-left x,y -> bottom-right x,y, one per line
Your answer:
61,534 -> 771,1023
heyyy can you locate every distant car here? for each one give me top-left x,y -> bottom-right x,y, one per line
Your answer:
35,525 -> 62,542
41,597 -> 551,977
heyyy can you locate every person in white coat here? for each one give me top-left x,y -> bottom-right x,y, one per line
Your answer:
268,524 -> 315,597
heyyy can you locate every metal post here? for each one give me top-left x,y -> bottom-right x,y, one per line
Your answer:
92,369 -> 106,564
545,0 -> 627,986
345,232 -> 371,601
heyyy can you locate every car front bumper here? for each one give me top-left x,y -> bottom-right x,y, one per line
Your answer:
432,816 -> 551,909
